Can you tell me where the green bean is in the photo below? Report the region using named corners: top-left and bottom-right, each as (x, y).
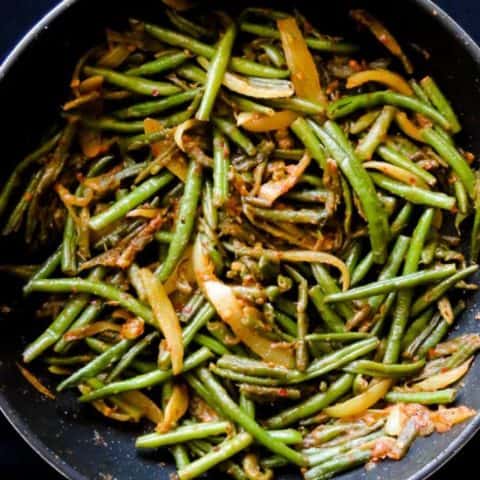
top-left (265, 374), bottom-right (354, 428)
top-left (420, 76), bottom-right (461, 133)
top-left (284, 338), bottom-right (379, 385)
top-left (22, 267), bottom-right (105, 363)
top-left (305, 431), bottom-right (383, 467)
top-left (311, 263), bottom-right (354, 322)
top-left (240, 384), bottom-right (301, 401)
top-left (178, 432), bottom-right (252, 480)
top-left (290, 117), bottom-right (326, 169)
top-left (471, 179), bottom-right (480, 261)
top-left (356, 106), bottom-right (396, 160)
top-left (197, 367), bottom-right (306, 466)
top-left (177, 63), bottom-right (207, 83)
top-left (89, 172), bottom-right (174, 231)
top-left (144, 23), bottom-right (289, 79)
top-left (266, 98), bottom-right (324, 115)
top-left (421, 127), bottom-right (475, 196)
top-left (328, 91), bottom-right (452, 131)
top-left (123, 129), bottom-right (171, 151)
top-left (3, 169), bottom-right (42, 235)
top-left (350, 110), bottom-right (381, 134)
top-left (276, 149), bottom-right (305, 161)
top-left (114, 88), bottom-right (201, 119)
top-left (44, 355), bottom-right (93, 366)
top-left (286, 189), bottom-right (330, 203)
top-left (212, 117), bottom-right (256, 156)
top-left (172, 445), bottom-right (191, 470)
top-left (228, 93), bottom-right (275, 115)
top-left (194, 333), bottom-right (230, 355)
top-left (344, 359), bottom-right (425, 377)
top-left (309, 286), bottom-right (345, 333)
top-left (166, 9), bottom-right (212, 39)
top-left (376, 144), bottom-right (437, 186)
top-left (196, 23), bottom-right (236, 120)
top-left (411, 265), bottom-right (478, 317)
top-left (304, 448), bottom-right (372, 480)
top-left (306, 332), bottom-right (371, 343)
top-left (136, 421), bottom-right (231, 449)
top-left (383, 208), bottom-right (434, 363)
top-left (410, 79), bottom-right (432, 104)
top-left (0, 131), bottom-right (60, 218)
top-left (126, 50), bottom-right (191, 77)
top-left (107, 332), bottom-right (159, 382)
top-left (23, 246), bottom-right (62, 295)
top-left (239, 22), bottom-right (358, 53)
top-left (453, 174), bottom-right (469, 214)
top-left (210, 366), bottom-right (282, 386)
top-left (84, 65), bottom-right (180, 96)
top-left (213, 127), bottom-right (230, 207)
top-left (154, 231), bottom-right (174, 243)
top-left (385, 389), bottom-right (457, 405)
top-left (370, 173), bottom-right (456, 210)
top-left (217, 355), bottom-right (291, 379)
top-left (325, 264), bottom-right (456, 303)
top-left (78, 347), bottom-right (213, 402)
top-left (311, 120), bottom-right (390, 263)
top-left (27, 277), bottom-right (154, 325)
top-left (274, 310), bottom-right (298, 337)
top-left (79, 116), bottom-right (146, 133)
top-left (248, 205), bottom-right (327, 224)
top-left (57, 338), bottom-right (133, 391)
top-left (367, 235), bottom-right (410, 314)
top-left (401, 307), bottom-right (435, 353)
top-left (156, 161), bottom-right (202, 281)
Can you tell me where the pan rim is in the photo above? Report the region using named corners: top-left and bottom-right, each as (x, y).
top-left (1, 0), bottom-right (480, 479)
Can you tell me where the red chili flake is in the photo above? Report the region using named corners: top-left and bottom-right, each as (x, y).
top-left (152, 89), bottom-right (160, 97)
top-left (23, 192), bottom-right (33, 202)
top-left (278, 388), bottom-right (288, 397)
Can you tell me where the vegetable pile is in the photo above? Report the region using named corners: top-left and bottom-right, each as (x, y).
top-left (3, 4), bottom-right (480, 479)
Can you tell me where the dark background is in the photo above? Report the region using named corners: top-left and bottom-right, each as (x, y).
top-left (1, 0), bottom-right (480, 478)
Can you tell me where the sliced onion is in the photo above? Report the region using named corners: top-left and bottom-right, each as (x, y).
top-left (430, 406), bottom-right (476, 433)
top-left (324, 379), bottom-right (392, 418)
top-left (140, 268), bottom-right (184, 375)
top-left (193, 236), bottom-right (295, 368)
top-left (395, 112), bottom-right (425, 142)
top-left (121, 317), bottom-right (145, 339)
top-left (63, 91), bottom-right (101, 111)
top-left (156, 383), bottom-right (189, 432)
top-left (64, 321), bottom-right (122, 342)
top-left (173, 118), bottom-right (204, 152)
top-left (121, 390), bottom-right (164, 424)
top-left (230, 244), bottom-right (350, 290)
top-left (346, 69), bottom-right (413, 95)
top-left (258, 152), bottom-right (311, 205)
top-left (277, 17), bottom-right (326, 105)
top-left (236, 110), bottom-right (298, 132)
top-left (163, 246), bottom-right (195, 295)
top-left (97, 44), bottom-right (133, 69)
top-left (198, 57), bottom-right (294, 99)
top-left (364, 161), bottom-right (429, 189)
top-left (384, 404), bottom-right (408, 436)
top-left (351, 10), bottom-right (413, 74)
top-left (55, 183), bottom-right (93, 207)
top-left (17, 363), bottom-right (55, 400)
top-left (78, 384), bottom-right (132, 422)
top-left (144, 118), bottom-right (188, 181)
top-left (412, 359), bottom-right (472, 392)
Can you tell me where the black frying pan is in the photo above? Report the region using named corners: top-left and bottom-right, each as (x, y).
top-left (1, 1), bottom-right (480, 479)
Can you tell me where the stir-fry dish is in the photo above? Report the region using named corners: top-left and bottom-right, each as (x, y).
top-left (4, 3), bottom-right (480, 479)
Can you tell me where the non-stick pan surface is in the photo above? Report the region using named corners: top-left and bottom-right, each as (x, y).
top-left (1, 1), bottom-right (480, 479)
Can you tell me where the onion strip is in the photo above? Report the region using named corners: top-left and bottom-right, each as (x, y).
top-left (139, 268), bottom-right (184, 374)
top-left (236, 110), bottom-right (298, 132)
top-left (346, 69), bottom-right (413, 95)
top-left (17, 363), bottom-right (55, 400)
top-left (324, 379), bottom-right (392, 418)
top-left (156, 383), bottom-right (189, 432)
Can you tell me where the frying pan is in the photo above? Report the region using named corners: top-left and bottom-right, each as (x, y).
top-left (1, 0), bottom-right (480, 478)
